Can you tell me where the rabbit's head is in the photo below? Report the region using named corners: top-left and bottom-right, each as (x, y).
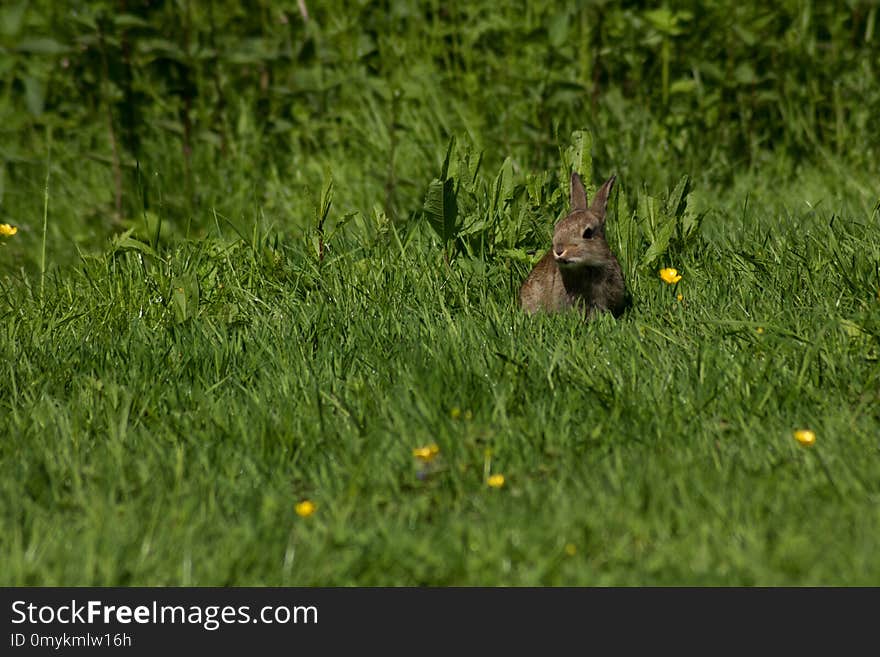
top-left (552, 173), bottom-right (616, 269)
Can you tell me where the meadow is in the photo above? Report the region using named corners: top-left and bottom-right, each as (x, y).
top-left (1, 1), bottom-right (878, 585)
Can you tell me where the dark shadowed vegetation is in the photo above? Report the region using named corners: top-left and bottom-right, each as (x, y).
top-left (1, 1), bottom-right (878, 585)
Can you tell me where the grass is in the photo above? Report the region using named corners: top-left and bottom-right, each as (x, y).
top-left (1, 154), bottom-right (878, 585)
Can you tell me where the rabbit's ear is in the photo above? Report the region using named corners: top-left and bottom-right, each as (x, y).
top-left (570, 172), bottom-right (587, 211)
top-left (589, 175), bottom-right (616, 220)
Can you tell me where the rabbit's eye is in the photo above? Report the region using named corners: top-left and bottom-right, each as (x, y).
top-left (582, 227), bottom-right (594, 239)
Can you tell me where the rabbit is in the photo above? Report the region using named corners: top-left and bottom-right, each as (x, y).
top-left (519, 172), bottom-right (627, 317)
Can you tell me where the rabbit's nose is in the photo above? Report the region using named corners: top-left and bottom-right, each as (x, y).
top-left (554, 247), bottom-right (566, 259)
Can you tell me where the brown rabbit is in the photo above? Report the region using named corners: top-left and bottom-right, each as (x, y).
top-left (519, 172), bottom-right (626, 317)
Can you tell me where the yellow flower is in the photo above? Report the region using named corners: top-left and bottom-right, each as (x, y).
top-left (676, 293), bottom-right (683, 302)
top-left (659, 268), bottom-right (682, 284)
top-left (487, 473), bottom-right (505, 488)
top-left (0, 223), bottom-right (18, 237)
top-left (756, 327), bottom-right (764, 334)
top-left (564, 543), bottom-right (577, 557)
top-left (413, 443), bottom-right (440, 462)
top-left (295, 500), bottom-right (316, 517)
top-left (794, 429), bottom-right (816, 447)
top-left (450, 407), bottom-right (461, 420)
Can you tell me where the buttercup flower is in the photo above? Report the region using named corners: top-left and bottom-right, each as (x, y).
top-left (0, 223), bottom-right (18, 237)
top-left (677, 293), bottom-right (683, 302)
top-left (295, 500), bottom-right (317, 517)
top-left (564, 543), bottom-right (577, 557)
top-left (487, 474), bottom-right (505, 488)
top-left (413, 443), bottom-right (440, 462)
top-left (659, 268), bottom-right (682, 284)
top-left (794, 429), bottom-right (816, 447)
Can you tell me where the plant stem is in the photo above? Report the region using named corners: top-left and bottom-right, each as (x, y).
top-left (97, 20), bottom-right (123, 219)
top-left (41, 128), bottom-right (52, 305)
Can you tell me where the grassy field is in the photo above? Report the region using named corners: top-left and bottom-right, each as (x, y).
top-left (1, 1), bottom-right (879, 585)
top-left (2, 154), bottom-right (878, 585)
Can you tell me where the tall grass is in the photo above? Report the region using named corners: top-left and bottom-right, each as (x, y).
top-left (2, 1), bottom-right (878, 270)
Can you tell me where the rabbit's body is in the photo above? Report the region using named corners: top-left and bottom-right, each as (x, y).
top-left (519, 173), bottom-right (627, 317)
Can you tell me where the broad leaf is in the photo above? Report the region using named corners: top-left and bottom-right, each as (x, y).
top-left (171, 273), bottom-right (199, 323)
top-left (423, 177), bottom-right (458, 244)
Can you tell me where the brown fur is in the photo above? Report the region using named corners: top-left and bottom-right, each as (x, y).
top-left (519, 173), bottom-right (627, 317)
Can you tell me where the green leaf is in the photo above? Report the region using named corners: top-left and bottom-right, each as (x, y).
top-left (136, 38), bottom-right (185, 59)
top-left (669, 78), bottom-right (697, 95)
top-left (23, 75), bottom-right (45, 117)
top-left (498, 247), bottom-right (536, 264)
top-left (16, 38), bottom-right (69, 54)
top-left (666, 174), bottom-right (691, 219)
top-left (458, 218), bottom-right (488, 237)
top-left (681, 200), bottom-right (707, 242)
top-left (171, 273), bottom-right (200, 323)
top-left (423, 177), bottom-right (459, 244)
top-left (637, 193), bottom-right (659, 242)
top-left (564, 130), bottom-right (593, 186)
top-left (0, 2), bottom-right (27, 37)
top-left (644, 8), bottom-right (690, 35)
top-left (733, 63), bottom-right (757, 86)
top-left (423, 138), bottom-right (460, 245)
top-left (547, 12), bottom-right (570, 48)
top-left (113, 14), bottom-right (151, 29)
top-left (611, 184), bottom-right (639, 276)
top-left (316, 178), bottom-right (333, 227)
top-left (491, 156), bottom-right (514, 217)
top-left (439, 136), bottom-right (454, 181)
top-left (641, 216), bottom-right (676, 269)
top-left (109, 229), bottom-right (159, 259)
